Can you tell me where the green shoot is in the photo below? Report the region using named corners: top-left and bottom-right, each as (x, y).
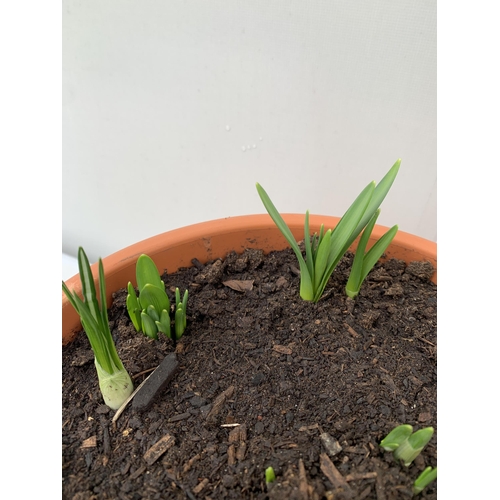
top-left (380, 425), bottom-right (434, 467)
top-left (345, 209), bottom-right (398, 298)
top-left (380, 424), bottom-right (413, 451)
top-left (256, 159), bottom-right (400, 302)
top-left (265, 466), bottom-right (276, 485)
top-left (393, 427), bottom-right (434, 467)
top-left (413, 466), bottom-right (437, 495)
top-left (127, 254), bottom-right (188, 345)
top-left (62, 247), bottom-right (133, 410)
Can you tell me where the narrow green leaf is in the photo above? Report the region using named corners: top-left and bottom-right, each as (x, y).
top-left (313, 229), bottom-right (332, 290)
top-left (98, 258), bottom-right (124, 371)
top-left (413, 466), bottom-right (437, 494)
top-left (175, 287), bottom-right (181, 306)
top-left (62, 281), bottom-right (79, 312)
top-left (256, 183), bottom-right (314, 300)
top-left (67, 291), bottom-right (114, 373)
top-left (314, 182), bottom-right (375, 301)
top-left (136, 254), bottom-right (164, 291)
top-left (78, 247), bottom-right (101, 328)
top-left (298, 260), bottom-right (315, 301)
top-left (141, 312), bottom-right (158, 339)
top-left (256, 183), bottom-right (307, 267)
top-left (126, 283), bottom-right (141, 331)
top-left (346, 159), bottom-right (401, 250)
top-left (182, 290), bottom-right (188, 328)
top-left (360, 224), bottom-right (398, 283)
top-left (345, 209), bottom-right (381, 298)
top-left (146, 304), bottom-right (160, 322)
top-left (304, 211), bottom-right (314, 281)
top-left (156, 309), bottom-right (171, 338)
top-left (313, 225), bottom-right (325, 260)
top-left (175, 306), bottom-right (185, 339)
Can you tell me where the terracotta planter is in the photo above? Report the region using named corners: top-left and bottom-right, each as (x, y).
top-left (62, 214), bottom-right (437, 345)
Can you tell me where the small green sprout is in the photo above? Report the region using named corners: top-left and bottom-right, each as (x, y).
top-left (380, 425), bottom-right (434, 466)
top-left (394, 427), bottom-right (434, 467)
top-left (345, 208), bottom-right (398, 298)
top-left (256, 159), bottom-right (400, 302)
top-left (380, 424), bottom-right (413, 451)
top-left (62, 247), bottom-right (134, 410)
top-left (265, 466), bottom-right (276, 485)
top-left (413, 466), bottom-right (437, 495)
top-left (127, 254), bottom-right (188, 345)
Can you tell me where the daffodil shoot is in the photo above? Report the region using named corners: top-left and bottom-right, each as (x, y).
top-left (62, 247), bottom-right (133, 410)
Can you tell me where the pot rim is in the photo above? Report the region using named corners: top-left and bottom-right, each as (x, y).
top-left (63, 214), bottom-right (436, 344)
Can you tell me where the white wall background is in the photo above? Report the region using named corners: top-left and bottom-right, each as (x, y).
top-left (63, 0), bottom-right (436, 265)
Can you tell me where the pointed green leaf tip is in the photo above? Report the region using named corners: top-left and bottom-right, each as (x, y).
top-left (136, 254), bottom-right (164, 291)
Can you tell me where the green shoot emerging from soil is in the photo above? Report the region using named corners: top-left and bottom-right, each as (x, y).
top-left (413, 466), bottom-right (437, 495)
top-left (127, 254), bottom-right (188, 346)
top-left (256, 159), bottom-right (400, 302)
top-left (62, 247), bottom-right (134, 410)
top-left (265, 466), bottom-right (276, 485)
top-left (380, 425), bottom-right (434, 466)
top-left (345, 208), bottom-right (398, 298)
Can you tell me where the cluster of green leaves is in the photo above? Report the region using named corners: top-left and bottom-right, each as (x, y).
top-left (256, 159), bottom-right (400, 302)
top-left (62, 247), bottom-right (133, 410)
top-left (126, 254), bottom-right (188, 344)
top-left (380, 424), bottom-right (436, 495)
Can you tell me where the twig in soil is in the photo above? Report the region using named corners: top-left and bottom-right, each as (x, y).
top-left (298, 459), bottom-right (310, 499)
top-left (416, 336), bottom-right (436, 347)
top-left (111, 372), bottom-right (153, 429)
top-left (132, 367), bottom-right (156, 379)
top-left (345, 472), bottom-right (377, 482)
top-left (143, 433), bottom-right (175, 465)
top-left (320, 453), bottom-right (353, 497)
top-left (344, 323), bottom-right (361, 338)
top-left (205, 385), bottom-right (235, 423)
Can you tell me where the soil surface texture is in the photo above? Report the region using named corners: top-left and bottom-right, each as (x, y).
top-left (62, 248), bottom-right (437, 500)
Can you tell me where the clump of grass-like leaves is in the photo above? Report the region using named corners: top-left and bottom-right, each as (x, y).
top-left (62, 247), bottom-right (133, 410)
top-left (127, 254), bottom-right (188, 346)
top-left (256, 159), bottom-right (400, 302)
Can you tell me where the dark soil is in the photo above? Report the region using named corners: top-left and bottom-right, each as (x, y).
top-left (62, 248), bottom-right (437, 500)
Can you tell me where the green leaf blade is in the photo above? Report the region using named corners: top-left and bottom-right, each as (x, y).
top-left (380, 424), bottom-right (413, 451)
top-left (360, 224), bottom-right (398, 282)
top-left (139, 284), bottom-right (170, 315)
top-left (136, 254), bottom-right (164, 291)
top-left (347, 158), bottom-right (401, 249)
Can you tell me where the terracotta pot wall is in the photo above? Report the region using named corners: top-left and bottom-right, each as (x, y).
top-left (62, 214), bottom-right (437, 344)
